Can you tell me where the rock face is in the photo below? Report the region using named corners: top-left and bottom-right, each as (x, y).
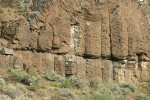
top-left (0, 0), bottom-right (149, 83)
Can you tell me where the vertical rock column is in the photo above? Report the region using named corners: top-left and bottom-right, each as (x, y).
top-left (110, 4), bottom-right (128, 59)
top-left (84, 21), bottom-right (101, 58)
top-left (86, 59), bottom-right (102, 79)
top-left (70, 25), bottom-right (85, 56)
top-left (101, 60), bottom-right (113, 82)
top-left (139, 62), bottom-right (150, 82)
top-left (125, 61), bottom-right (139, 83)
top-left (54, 55), bottom-right (66, 76)
top-left (101, 6), bottom-right (111, 58)
top-left (113, 62), bottom-right (126, 83)
top-left (65, 54), bottom-right (86, 78)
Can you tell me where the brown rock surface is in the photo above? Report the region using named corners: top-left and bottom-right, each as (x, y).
top-left (101, 60), bottom-right (113, 82)
top-left (110, 3), bottom-right (128, 60)
top-left (0, 0), bottom-right (149, 84)
top-left (86, 59), bottom-right (102, 78)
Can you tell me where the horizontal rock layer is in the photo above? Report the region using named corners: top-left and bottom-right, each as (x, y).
top-left (0, 0), bottom-right (149, 83)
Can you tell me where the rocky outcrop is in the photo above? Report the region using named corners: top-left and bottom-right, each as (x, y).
top-left (0, 0), bottom-right (149, 84)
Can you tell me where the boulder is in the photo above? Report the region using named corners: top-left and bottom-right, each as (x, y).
top-left (2, 47), bottom-right (13, 55)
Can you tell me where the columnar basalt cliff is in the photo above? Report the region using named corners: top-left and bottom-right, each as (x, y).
top-left (0, 0), bottom-right (149, 84)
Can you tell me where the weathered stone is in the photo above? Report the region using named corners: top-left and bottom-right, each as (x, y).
top-left (139, 61), bottom-right (149, 71)
top-left (124, 62), bottom-right (139, 83)
top-left (70, 25), bottom-right (85, 56)
top-left (65, 54), bottom-right (77, 76)
top-left (0, 39), bottom-right (9, 47)
top-left (124, 69), bottom-right (133, 83)
top-left (110, 4), bottom-right (128, 59)
top-left (65, 54), bottom-right (86, 78)
top-left (84, 22), bottom-right (101, 58)
top-left (0, 0), bottom-right (149, 85)
top-left (29, 31), bottom-right (38, 49)
top-left (21, 51), bottom-right (33, 68)
top-left (127, 55), bottom-right (138, 61)
top-left (0, 55), bottom-right (14, 76)
top-left (101, 60), bottom-right (113, 82)
top-left (1, 20), bottom-right (19, 40)
top-left (113, 62), bottom-right (126, 83)
top-left (128, 1), bottom-right (150, 59)
top-left (75, 56), bottom-right (86, 78)
top-left (138, 54), bottom-right (150, 61)
top-left (38, 31), bottom-right (53, 51)
top-left (27, 12), bottom-right (45, 30)
top-left (86, 59), bottom-right (102, 79)
top-left (2, 47), bottom-right (13, 55)
top-left (54, 55), bottom-right (65, 76)
top-left (15, 19), bottom-right (30, 49)
top-left (141, 71), bottom-right (149, 82)
top-left (101, 6), bottom-right (111, 58)
top-left (42, 53), bottom-right (55, 72)
top-left (32, 53), bottom-right (43, 71)
top-left (51, 17), bottom-right (71, 54)
top-left (138, 61), bottom-right (150, 82)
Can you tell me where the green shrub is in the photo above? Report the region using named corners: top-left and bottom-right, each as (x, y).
top-left (44, 71), bottom-right (78, 89)
top-left (9, 67), bottom-right (42, 91)
top-left (108, 82), bottom-right (133, 99)
top-left (52, 89), bottom-right (75, 100)
top-left (44, 71), bottom-right (65, 82)
top-left (85, 91), bottom-right (116, 100)
top-left (138, 82), bottom-right (150, 94)
top-left (135, 93), bottom-right (150, 100)
top-left (120, 83), bottom-right (136, 92)
top-left (28, 82), bottom-right (41, 91)
top-left (0, 0), bottom-right (31, 12)
top-left (51, 79), bottom-right (72, 89)
top-left (23, 71), bottom-right (41, 85)
top-left (108, 83), bottom-right (122, 95)
top-left (50, 75), bottom-right (83, 89)
top-left (51, 82), bottom-right (62, 88)
top-left (15, 96), bottom-right (28, 100)
top-left (60, 79), bottom-right (72, 88)
top-left (9, 68), bottom-right (25, 82)
top-left (0, 95), bottom-right (11, 100)
top-left (68, 75), bottom-right (84, 89)
top-left (88, 78), bottom-right (100, 90)
top-left (23, 71), bottom-right (42, 91)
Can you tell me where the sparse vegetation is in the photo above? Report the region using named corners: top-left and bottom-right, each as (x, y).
top-left (88, 77), bottom-right (100, 90)
top-left (44, 72), bottom-right (84, 89)
top-left (0, 66), bottom-right (149, 100)
top-left (44, 71), bottom-right (65, 82)
top-left (8, 67), bottom-right (42, 91)
top-left (138, 82), bottom-right (150, 94)
top-left (24, 71), bottom-right (42, 91)
top-left (0, 0), bottom-right (31, 12)
top-left (9, 68), bottom-right (25, 82)
top-left (68, 75), bottom-right (84, 89)
top-left (0, 95), bottom-right (11, 100)
top-left (85, 81), bottom-right (138, 100)
top-left (135, 93), bottom-right (150, 100)
top-left (85, 91), bottom-right (116, 100)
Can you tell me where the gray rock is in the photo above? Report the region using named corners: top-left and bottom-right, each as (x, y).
top-left (2, 47), bottom-right (13, 55)
top-left (12, 40), bottom-right (19, 44)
